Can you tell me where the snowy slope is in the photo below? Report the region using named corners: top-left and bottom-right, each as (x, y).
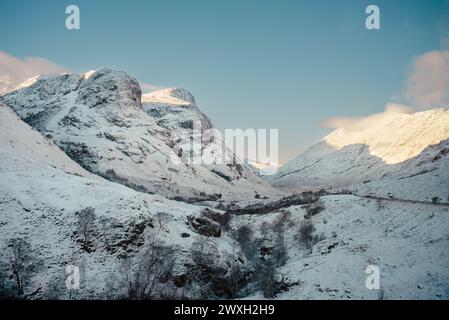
top-left (1, 96), bottom-right (448, 299)
top-left (233, 194), bottom-right (449, 299)
top-left (3, 69), bottom-right (276, 202)
top-left (0, 101), bottom-right (248, 299)
top-left (271, 109), bottom-right (449, 202)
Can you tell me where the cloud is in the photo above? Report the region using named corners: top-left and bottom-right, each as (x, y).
top-left (0, 51), bottom-right (69, 94)
top-left (321, 103), bottom-right (413, 131)
top-left (321, 49), bottom-right (449, 132)
top-left (140, 82), bottom-right (166, 93)
top-left (405, 50), bottom-right (449, 109)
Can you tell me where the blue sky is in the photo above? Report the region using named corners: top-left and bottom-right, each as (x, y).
top-left (1, 0), bottom-right (448, 163)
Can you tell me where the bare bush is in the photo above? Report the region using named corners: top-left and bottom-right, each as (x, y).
top-left (201, 209), bottom-right (232, 231)
top-left (122, 241), bottom-right (176, 300)
top-left (273, 232), bottom-right (287, 268)
top-left (44, 274), bottom-right (66, 300)
top-left (210, 259), bottom-right (246, 299)
top-left (304, 200), bottom-right (325, 219)
top-left (184, 237), bottom-right (218, 298)
top-left (155, 212), bottom-right (172, 232)
top-left (258, 260), bottom-right (277, 298)
top-left (103, 273), bottom-right (120, 300)
top-left (235, 226), bottom-right (257, 260)
top-left (271, 212), bottom-right (290, 268)
top-left (295, 220), bottom-right (316, 253)
top-left (76, 207), bottom-right (96, 250)
top-left (273, 211), bottom-right (292, 230)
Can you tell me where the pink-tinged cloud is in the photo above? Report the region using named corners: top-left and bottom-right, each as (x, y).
top-left (320, 49), bottom-right (449, 131)
top-left (140, 82), bottom-right (166, 93)
top-left (406, 50), bottom-right (449, 109)
top-left (0, 51), bottom-right (69, 94)
top-left (320, 103), bottom-right (413, 131)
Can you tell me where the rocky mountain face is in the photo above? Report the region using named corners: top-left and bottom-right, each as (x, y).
top-left (3, 69), bottom-right (276, 202)
top-left (0, 100), bottom-right (250, 299)
top-left (271, 108), bottom-right (449, 202)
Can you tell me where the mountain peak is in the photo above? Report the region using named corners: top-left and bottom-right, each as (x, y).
top-left (323, 108), bottom-right (449, 164)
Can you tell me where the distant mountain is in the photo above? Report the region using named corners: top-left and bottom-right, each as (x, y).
top-left (271, 108), bottom-right (449, 202)
top-left (3, 68), bottom-right (277, 202)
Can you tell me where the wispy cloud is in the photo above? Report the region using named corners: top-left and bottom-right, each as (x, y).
top-left (140, 82), bottom-right (166, 94)
top-left (321, 46), bottom-right (449, 132)
top-left (0, 51), bottom-right (69, 94)
top-left (321, 103), bottom-right (413, 131)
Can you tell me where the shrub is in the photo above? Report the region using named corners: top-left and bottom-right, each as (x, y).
top-left (76, 207), bottom-right (96, 251)
top-left (201, 209), bottom-right (232, 231)
top-left (155, 212), bottom-right (172, 232)
top-left (304, 200), bottom-right (325, 219)
top-left (295, 220), bottom-right (316, 253)
top-left (122, 241), bottom-right (176, 300)
top-left (235, 226), bottom-right (257, 260)
top-left (431, 197), bottom-right (441, 203)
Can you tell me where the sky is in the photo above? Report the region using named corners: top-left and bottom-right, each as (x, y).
top-left (1, 0), bottom-right (449, 163)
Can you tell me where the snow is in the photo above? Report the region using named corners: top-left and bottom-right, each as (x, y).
top-left (233, 195), bottom-right (449, 299)
top-left (271, 108), bottom-right (449, 202)
top-left (0, 101), bottom-right (246, 298)
top-left (2, 68), bottom-right (449, 300)
top-left (3, 69), bottom-right (279, 202)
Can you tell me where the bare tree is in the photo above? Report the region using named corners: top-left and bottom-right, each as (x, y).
top-left (184, 236), bottom-right (218, 299)
top-left (155, 212), bottom-right (172, 232)
top-left (223, 263), bottom-right (245, 298)
top-left (76, 207), bottom-right (96, 250)
top-left (99, 217), bottom-right (112, 248)
top-left (295, 220), bottom-right (316, 253)
top-left (6, 238), bottom-right (37, 295)
top-left (273, 232), bottom-right (287, 268)
top-left (103, 273), bottom-right (119, 300)
top-left (235, 225), bottom-right (257, 260)
top-left (0, 261), bottom-right (7, 298)
top-left (258, 259), bottom-right (277, 298)
top-left (122, 241), bottom-right (176, 299)
top-left (272, 212), bottom-right (290, 268)
top-left (44, 274), bottom-right (66, 300)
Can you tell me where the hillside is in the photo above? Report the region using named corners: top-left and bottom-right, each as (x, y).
top-left (271, 108), bottom-right (449, 202)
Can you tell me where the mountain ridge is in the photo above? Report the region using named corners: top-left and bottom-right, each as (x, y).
top-left (271, 108), bottom-right (449, 202)
top-left (3, 68), bottom-right (278, 202)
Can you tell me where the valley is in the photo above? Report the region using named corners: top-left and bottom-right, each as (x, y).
top-left (0, 69), bottom-right (448, 300)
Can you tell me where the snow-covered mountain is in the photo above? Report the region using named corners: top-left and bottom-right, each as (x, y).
top-left (2, 70), bottom-right (449, 300)
top-left (271, 109), bottom-right (449, 202)
top-left (3, 69), bottom-right (276, 202)
top-left (0, 100), bottom-right (249, 299)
